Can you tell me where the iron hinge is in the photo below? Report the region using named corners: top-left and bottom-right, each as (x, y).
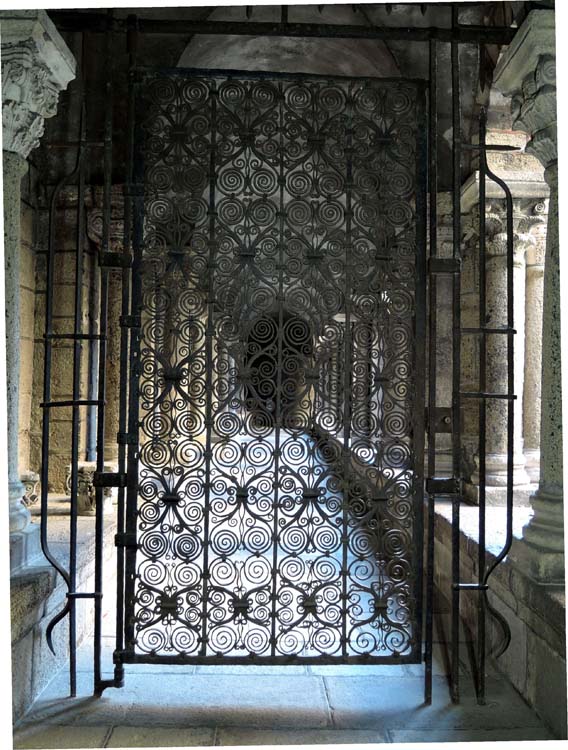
top-left (428, 257), bottom-right (461, 275)
top-left (93, 472), bottom-right (127, 488)
top-left (120, 314), bottom-right (141, 328)
top-left (425, 477), bottom-right (463, 495)
top-left (99, 251), bottom-right (133, 269)
top-left (114, 532), bottom-right (137, 549)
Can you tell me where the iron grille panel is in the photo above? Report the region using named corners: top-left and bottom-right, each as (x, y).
top-left (126, 70), bottom-right (426, 663)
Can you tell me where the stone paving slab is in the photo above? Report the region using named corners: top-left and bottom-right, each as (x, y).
top-left (107, 726), bottom-right (215, 747)
top-left (325, 675), bottom-right (546, 730)
top-left (13, 725), bottom-right (110, 749)
top-left (308, 664), bottom-right (410, 677)
top-left (388, 727), bottom-right (555, 743)
top-left (195, 664), bottom-right (307, 675)
top-left (118, 674), bottom-right (331, 728)
top-left (216, 728), bottom-right (388, 745)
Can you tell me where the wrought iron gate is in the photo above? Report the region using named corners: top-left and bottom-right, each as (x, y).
top-left (38, 7), bottom-right (521, 707)
top-left (120, 70), bottom-right (427, 665)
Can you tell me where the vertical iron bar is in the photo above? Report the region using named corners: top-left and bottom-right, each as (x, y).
top-left (340, 91), bottom-right (353, 659)
top-left (68, 98), bottom-right (87, 699)
top-left (114, 12), bottom-right (137, 687)
top-left (94, 11), bottom-right (113, 695)
top-left (124, 24), bottom-right (143, 655)
top-left (477, 108), bottom-right (487, 705)
top-left (450, 5), bottom-right (462, 704)
top-left (425, 37), bottom-right (438, 706)
top-left (270, 80), bottom-right (285, 657)
top-left (414, 84), bottom-right (427, 691)
top-left (200, 78), bottom-right (217, 657)
top-left (86, 249), bottom-right (100, 462)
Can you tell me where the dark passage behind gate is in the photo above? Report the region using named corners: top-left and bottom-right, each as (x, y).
top-left (122, 70), bottom-right (426, 664)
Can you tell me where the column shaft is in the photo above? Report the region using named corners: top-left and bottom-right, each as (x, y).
top-left (4, 151), bottom-right (30, 532)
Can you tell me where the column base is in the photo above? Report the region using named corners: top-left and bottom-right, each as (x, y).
top-left (10, 522), bottom-right (44, 574)
top-left (523, 448), bottom-right (541, 483)
top-left (464, 481), bottom-right (535, 506)
top-left (9, 479), bottom-right (32, 533)
top-left (508, 537), bottom-right (565, 585)
top-left (509, 483), bottom-right (565, 584)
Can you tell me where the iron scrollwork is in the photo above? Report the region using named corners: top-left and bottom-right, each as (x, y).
top-left (128, 71), bottom-right (424, 662)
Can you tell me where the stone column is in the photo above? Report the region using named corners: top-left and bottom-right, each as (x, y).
top-left (3, 150), bottom-right (30, 534)
top-left (523, 201), bottom-right (548, 482)
top-left (86, 187), bottom-right (124, 464)
top-left (461, 171), bottom-right (548, 505)
top-left (1, 10), bottom-right (75, 569)
top-left (494, 9), bottom-right (563, 582)
top-left (480, 202), bottom-right (531, 492)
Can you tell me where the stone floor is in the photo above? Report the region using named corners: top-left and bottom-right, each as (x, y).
top-left (13, 634), bottom-right (555, 748)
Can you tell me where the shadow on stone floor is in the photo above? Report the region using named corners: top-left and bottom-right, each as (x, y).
top-left (13, 642), bottom-right (554, 748)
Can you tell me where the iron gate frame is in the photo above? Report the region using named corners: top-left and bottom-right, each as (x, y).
top-left (116, 65), bottom-right (428, 671)
top-left (36, 3), bottom-right (520, 708)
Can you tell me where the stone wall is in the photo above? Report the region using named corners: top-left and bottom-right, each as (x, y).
top-left (29, 189), bottom-right (97, 492)
top-left (433, 502), bottom-right (567, 739)
top-left (11, 510), bottom-right (117, 723)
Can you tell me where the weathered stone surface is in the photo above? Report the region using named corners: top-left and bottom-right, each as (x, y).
top-left (527, 630), bottom-right (568, 739)
top-left (14, 725), bottom-right (110, 749)
top-left (217, 728), bottom-right (387, 746)
top-left (325, 674), bottom-right (543, 729)
top-left (107, 727), bottom-right (214, 748)
top-left (10, 567), bottom-right (54, 643)
top-left (11, 630), bottom-right (34, 724)
top-left (389, 727), bottom-right (553, 743)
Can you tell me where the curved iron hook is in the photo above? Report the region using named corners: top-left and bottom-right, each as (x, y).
top-left (484, 590), bottom-right (512, 659)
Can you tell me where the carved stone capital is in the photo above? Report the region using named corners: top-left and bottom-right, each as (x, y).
top-left (1, 10), bottom-right (75, 158)
top-left (493, 10), bottom-right (557, 171)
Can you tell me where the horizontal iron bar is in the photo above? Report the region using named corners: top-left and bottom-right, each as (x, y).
top-left (45, 333), bottom-right (106, 341)
top-left (119, 315), bottom-right (141, 328)
top-left (93, 472), bottom-right (127, 488)
top-left (66, 592), bottom-right (103, 599)
top-left (48, 12), bottom-right (518, 44)
top-left (428, 257), bottom-right (461, 274)
top-left (40, 399), bottom-right (104, 408)
top-left (461, 327), bottom-right (516, 335)
top-left (114, 651), bottom-right (421, 665)
top-left (99, 252), bottom-right (133, 268)
top-left (460, 392), bottom-right (517, 400)
top-left (452, 583), bottom-right (489, 591)
top-left (117, 431), bottom-right (138, 445)
top-left (462, 144), bottom-right (521, 152)
top-left (115, 532), bottom-right (137, 549)
top-left (426, 477), bottom-right (462, 495)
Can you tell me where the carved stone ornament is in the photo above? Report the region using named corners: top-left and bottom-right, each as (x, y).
top-left (493, 10), bottom-right (557, 171)
top-left (20, 470), bottom-right (40, 507)
top-left (1, 10), bottom-right (76, 158)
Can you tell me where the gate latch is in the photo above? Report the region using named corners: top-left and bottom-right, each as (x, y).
top-left (93, 472), bottom-right (127, 488)
top-left (99, 251), bottom-right (133, 269)
top-left (426, 407), bottom-right (453, 433)
top-left (425, 477), bottom-right (463, 496)
top-left (114, 532), bottom-right (137, 549)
